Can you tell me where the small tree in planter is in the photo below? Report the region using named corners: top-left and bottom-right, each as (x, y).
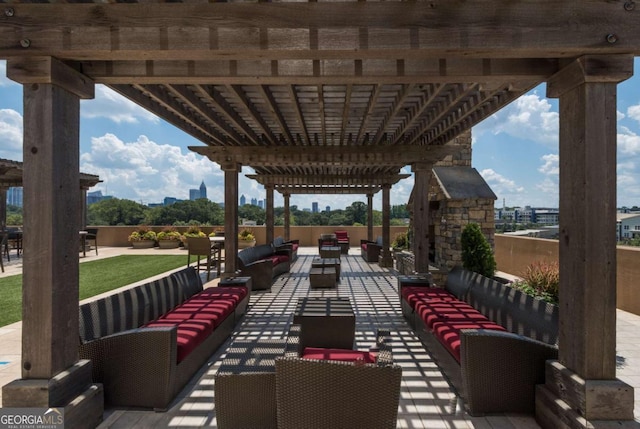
top-left (181, 225), bottom-right (206, 249)
top-left (461, 223), bottom-right (496, 278)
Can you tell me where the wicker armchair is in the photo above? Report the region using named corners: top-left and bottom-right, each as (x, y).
top-left (275, 325), bottom-right (402, 429)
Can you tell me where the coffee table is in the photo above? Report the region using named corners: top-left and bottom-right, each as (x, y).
top-left (311, 257), bottom-right (341, 281)
top-left (309, 266), bottom-right (336, 288)
top-left (319, 246), bottom-right (341, 259)
top-left (292, 297), bottom-right (355, 350)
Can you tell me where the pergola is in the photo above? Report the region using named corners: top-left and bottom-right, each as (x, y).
top-left (1, 1), bottom-right (638, 427)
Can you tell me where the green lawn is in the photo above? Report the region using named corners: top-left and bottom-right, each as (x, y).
top-left (0, 255), bottom-right (189, 327)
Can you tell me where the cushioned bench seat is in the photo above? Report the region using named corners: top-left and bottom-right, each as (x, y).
top-left (301, 347), bottom-right (377, 364)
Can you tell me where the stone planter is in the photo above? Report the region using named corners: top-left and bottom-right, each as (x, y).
top-left (238, 239), bottom-right (256, 249)
top-left (131, 240), bottom-right (155, 249)
top-left (158, 240), bottom-right (180, 249)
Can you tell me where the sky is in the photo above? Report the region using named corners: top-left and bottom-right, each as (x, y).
top-left (1, 58), bottom-right (640, 210)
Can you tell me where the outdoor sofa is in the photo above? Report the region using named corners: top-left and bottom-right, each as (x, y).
top-left (399, 267), bottom-right (559, 415)
top-left (273, 236), bottom-right (299, 262)
top-left (78, 266), bottom-right (249, 410)
top-left (237, 243), bottom-right (291, 291)
top-left (360, 236), bottom-right (383, 262)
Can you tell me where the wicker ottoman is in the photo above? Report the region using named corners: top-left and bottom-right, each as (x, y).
top-left (309, 267), bottom-right (336, 288)
top-left (215, 339), bottom-right (286, 429)
top-left (311, 258), bottom-right (341, 281)
top-left (319, 246), bottom-right (341, 259)
top-left (292, 297), bottom-right (355, 350)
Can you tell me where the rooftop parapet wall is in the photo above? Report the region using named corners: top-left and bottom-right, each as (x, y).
top-left (495, 234), bottom-right (640, 316)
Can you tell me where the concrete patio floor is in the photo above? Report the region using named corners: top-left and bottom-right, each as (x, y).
top-left (1, 246), bottom-right (639, 428)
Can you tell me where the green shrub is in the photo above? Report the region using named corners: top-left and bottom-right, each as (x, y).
top-left (128, 225), bottom-right (157, 242)
top-left (512, 260), bottom-right (559, 304)
top-left (461, 223), bottom-right (496, 278)
top-left (392, 231), bottom-right (409, 250)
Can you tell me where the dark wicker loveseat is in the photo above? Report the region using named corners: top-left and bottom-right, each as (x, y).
top-left (78, 267), bottom-right (249, 410)
top-left (360, 236), bottom-right (383, 262)
top-left (237, 243), bottom-right (291, 290)
top-left (273, 236), bottom-right (299, 262)
top-left (399, 267), bottom-right (559, 415)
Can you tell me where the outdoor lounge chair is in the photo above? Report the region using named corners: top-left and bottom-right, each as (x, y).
top-left (275, 324), bottom-right (402, 429)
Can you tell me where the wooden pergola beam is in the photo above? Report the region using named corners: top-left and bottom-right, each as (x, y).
top-left (246, 173), bottom-right (410, 186)
top-left (190, 144), bottom-right (464, 167)
top-left (2, 2), bottom-right (640, 59)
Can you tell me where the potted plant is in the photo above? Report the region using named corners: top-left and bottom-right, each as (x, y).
top-left (128, 225), bottom-right (157, 249)
top-left (238, 228), bottom-right (256, 249)
top-left (391, 231), bottom-right (410, 261)
top-left (157, 226), bottom-right (181, 249)
top-left (461, 222), bottom-right (496, 278)
top-left (181, 225), bottom-right (206, 249)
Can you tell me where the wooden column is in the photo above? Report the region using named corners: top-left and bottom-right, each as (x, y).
top-left (366, 193), bottom-right (374, 241)
top-left (283, 192), bottom-right (291, 241)
top-left (536, 55), bottom-right (635, 428)
top-left (80, 186), bottom-right (89, 229)
top-left (265, 185), bottom-right (274, 244)
top-left (2, 57), bottom-right (103, 426)
top-left (0, 186), bottom-right (7, 230)
top-left (379, 184), bottom-right (393, 267)
top-left (412, 162), bottom-right (432, 273)
top-left (222, 163), bottom-right (240, 276)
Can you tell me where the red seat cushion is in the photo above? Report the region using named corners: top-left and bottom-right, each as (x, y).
top-left (401, 287), bottom-right (456, 309)
top-left (302, 347), bottom-right (376, 364)
top-left (145, 319), bottom-right (213, 363)
top-left (196, 286), bottom-right (248, 303)
top-left (361, 243), bottom-right (368, 251)
top-left (431, 319), bottom-right (507, 362)
top-left (415, 299), bottom-right (486, 328)
top-left (291, 243), bottom-right (299, 251)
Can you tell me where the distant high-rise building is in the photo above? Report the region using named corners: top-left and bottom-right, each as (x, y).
top-left (189, 180), bottom-right (207, 200)
top-left (250, 197), bottom-right (258, 206)
top-left (312, 202), bottom-right (319, 213)
top-left (325, 206), bottom-right (331, 212)
top-left (7, 187), bottom-right (23, 207)
top-left (87, 190), bottom-right (112, 205)
top-left (164, 197), bottom-right (178, 206)
top-left (258, 200), bottom-right (264, 209)
top-left (240, 194), bottom-right (247, 205)
top-left (199, 181), bottom-right (207, 199)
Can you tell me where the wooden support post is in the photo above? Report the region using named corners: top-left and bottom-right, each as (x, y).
top-left (222, 163), bottom-right (240, 276)
top-left (265, 185), bottom-right (274, 245)
top-left (2, 57), bottom-right (103, 428)
top-left (379, 185), bottom-right (393, 267)
top-left (367, 193), bottom-right (374, 241)
top-left (283, 193), bottom-right (291, 241)
top-left (0, 186), bottom-right (7, 230)
top-left (412, 163), bottom-right (432, 274)
top-left (535, 55), bottom-right (635, 429)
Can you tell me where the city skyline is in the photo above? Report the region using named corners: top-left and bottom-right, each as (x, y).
top-left (2, 59), bottom-right (640, 210)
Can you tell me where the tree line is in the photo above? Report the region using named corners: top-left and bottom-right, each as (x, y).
top-left (83, 198), bottom-right (409, 226)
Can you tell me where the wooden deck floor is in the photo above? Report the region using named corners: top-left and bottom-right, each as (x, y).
top-left (99, 249), bottom-right (543, 429)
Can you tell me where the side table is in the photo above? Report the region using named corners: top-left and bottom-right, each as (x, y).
top-left (311, 257), bottom-right (341, 281)
top-left (319, 246), bottom-right (341, 259)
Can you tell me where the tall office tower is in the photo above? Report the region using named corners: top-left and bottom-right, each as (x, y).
top-left (7, 187), bottom-right (23, 207)
top-left (240, 194), bottom-right (247, 206)
top-left (312, 202), bottom-right (319, 213)
top-left (199, 181), bottom-right (207, 199)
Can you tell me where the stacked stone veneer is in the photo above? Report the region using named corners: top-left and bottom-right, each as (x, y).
top-left (429, 191), bottom-right (496, 272)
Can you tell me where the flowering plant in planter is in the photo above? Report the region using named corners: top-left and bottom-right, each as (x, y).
top-left (157, 226), bottom-right (181, 241)
top-left (180, 225), bottom-right (206, 248)
top-left (128, 225), bottom-right (157, 242)
top-left (238, 228), bottom-right (255, 241)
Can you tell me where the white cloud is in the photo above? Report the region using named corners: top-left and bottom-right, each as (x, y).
top-left (618, 110), bottom-right (626, 121)
top-left (81, 133), bottom-right (224, 204)
top-left (0, 109), bottom-right (23, 160)
top-left (628, 104), bottom-right (640, 123)
top-left (490, 94), bottom-right (559, 148)
top-left (81, 85), bottom-right (160, 124)
top-left (618, 127), bottom-right (640, 155)
top-left (538, 154), bottom-right (559, 176)
top-left (0, 61), bottom-right (10, 87)
top-left (480, 169), bottom-right (524, 193)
